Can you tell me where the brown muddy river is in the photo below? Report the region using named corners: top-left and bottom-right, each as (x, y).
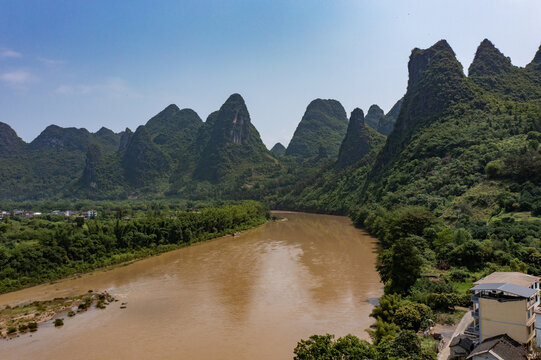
top-left (0, 212), bottom-right (382, 360)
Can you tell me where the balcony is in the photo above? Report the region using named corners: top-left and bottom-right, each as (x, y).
top-left (465, 324), bottom-right (480, 336)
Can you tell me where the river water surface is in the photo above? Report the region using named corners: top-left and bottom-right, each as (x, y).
top-left (0, 212), bottom-right (382, 360)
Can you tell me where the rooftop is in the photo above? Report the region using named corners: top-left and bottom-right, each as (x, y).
top-left (470, 283), bottom-right (537, 299)
top-left (466, 334), bottom-right (528, 360)
top-left (474, 272), bottom-right (539, 288)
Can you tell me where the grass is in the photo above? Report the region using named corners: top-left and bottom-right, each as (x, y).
top-left (452, 281), bottom-right (474, 294)
top-left (420, 336), bottom-right (439, 353)
top-left (436, 308), bottom-right (467, 325)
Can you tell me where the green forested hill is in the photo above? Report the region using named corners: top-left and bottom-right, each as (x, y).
top-left (0, 122), bottom-right (25, 154)
top-left (270, 142), bottom-right (286, 157)
top-left (271, 39), bottom-right (541, 219)
top-left (193, 93), bottom-right (273, 182)
top-left (285, 99), bottom-right (348, 158)
top-left (362, 39), bottom-right (541, 217)
top-left (0, 39), bottom-right (539, 216)
top-left (337, 108), bottom-right (385, 168)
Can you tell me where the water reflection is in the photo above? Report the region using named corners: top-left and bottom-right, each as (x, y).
top-left (0, 212), bottom-right (382, 360)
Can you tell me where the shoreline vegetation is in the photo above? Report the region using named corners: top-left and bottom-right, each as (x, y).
top-left (0, 201), bottom-right (270, 295)
top-left (293, 205), bottom-right (541, 359)
top-left (0, 291), bottom-right (116, 338)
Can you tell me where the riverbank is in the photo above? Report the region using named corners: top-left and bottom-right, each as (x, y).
top-left (0, 212), bottom-right (381, 360)
top-left (0, 201), bottom-right (270, 295)
top-left (1, 291), bottom-right (115, 338)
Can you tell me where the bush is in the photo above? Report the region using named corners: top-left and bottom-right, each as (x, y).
top-left (449, 268), bottom-right (469, 282)
top-left (394, 303), bottom-right (434, 331)
top-left (532, 201), bottom-right (541, 216)
top-left (28, 322), bottom-right (38, 331)
top-left (7, 326), bottom-right (16, 334)
top-left (485, 160), bottom-right (503, 179)
top-left (54, 318), bottom-right (64, 327)
top-left (18, 324), bottom-right (28, 332)
top-left (68, 310), bottom-right (75, 317)
top-left (370, 293), bottom-right (403, 323)
top-left (426, 293), bottom-right (459, 311)
top-left (394, 305), bottom-right (421, 331)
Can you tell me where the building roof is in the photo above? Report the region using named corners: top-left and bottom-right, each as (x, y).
top-left (474, 272), bottom-right (539, 288)
top-left (450, 335), bottom-right (474, 351)
top-left (466, 334), bottom-right (528, 360)
top-left (470, 282), bottom-right (537, 298)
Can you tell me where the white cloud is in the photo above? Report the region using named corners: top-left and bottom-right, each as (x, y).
top-left (55, 77), bottom-right (139, 98)
top-left (0, 70), bottom-right (35, 87)
top-left (37, 57), bottom-right (65, 66)
top-left (0, 49), bottom-right (22, 59)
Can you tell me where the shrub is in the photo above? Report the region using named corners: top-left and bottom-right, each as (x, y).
top-left (426, 293), bottom-right (459, 311)
top-left (485, 160), bottom-right (503, 179)
top-left (394, 305), bottom-right (421, 330)
top-left (54, 318), bottom-right (64, 327)
top-left (28, 322), bottom-right (38, 331)
top-left (532, 201), bottom-right (541, 216)
top-left (394, 303), bottom-right (434, 331)
top-left (18, 324), bottom-right (28, 332)
top-left (7, 326), bottom-right (17, 334)
top-left (370, 293), bottom-right (403, 323)
top-left (449, 268), bottom-right (469, 282)
top-left (68, 310), bottom-right (75, 317)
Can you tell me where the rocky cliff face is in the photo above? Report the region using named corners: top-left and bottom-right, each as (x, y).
top-left (118, 128), bottom-right (133, 152)
top-left (375, 39), bottom-right (470, 171)
top-left (286, 99), bottom-right (348, 158)
top-left (0, 122), bottom-right (26, 155)
top-left (193, 93), bottom-right (270, 182)
top-left (211, 93), bottom-right (253, 146)
top-left (81, 143), bottom-right (102, 188)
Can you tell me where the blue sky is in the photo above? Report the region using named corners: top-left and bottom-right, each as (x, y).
top-left (1, 0), bottom-right (540, 148)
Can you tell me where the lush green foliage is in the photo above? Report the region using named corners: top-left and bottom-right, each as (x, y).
top-left (0, 201), bottom-right (268, 293)
top-left (293, 330), bottom-right (436, 360)
top-left (286, 99), bottom-right (348, 159)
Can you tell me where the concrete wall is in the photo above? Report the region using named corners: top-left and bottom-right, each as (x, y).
top-left (480, 297), bottom-right (533, 343)
top-left (535, 314), bottom-right (541, 347)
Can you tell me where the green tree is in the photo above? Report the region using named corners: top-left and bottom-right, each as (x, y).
top-left (370, 293), bottom-right (403, 323)
top-left (390, 237), bottom-right (424, 294)
top-left (367, 317), bottom-right (400, 345)
top-left (294, 334), bottom-right (336, 360)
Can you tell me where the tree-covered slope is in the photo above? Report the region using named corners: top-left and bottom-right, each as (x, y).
top-left (286, 99), bottom-right (348, 158)
top-left (144, 104), bottom-right (203, 158)
top-left (270, 142), bottom-right (286, 157)
top-left (360, 39), bottom-right (541, 218)
top-left (0, 122), bottom-right (25, 155)
top-left (337, 108), bottom-right (385, 168)
top-left (122, 125), bottom-right (171, 188)
top-left (377, 98), bottom-right (403, 136)
top-left (364, 105), bottom-right (385, 132)
top-left (193, 93), bottom-right (274, 183)
top-left (274, 39), bottom-right (540, 219)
